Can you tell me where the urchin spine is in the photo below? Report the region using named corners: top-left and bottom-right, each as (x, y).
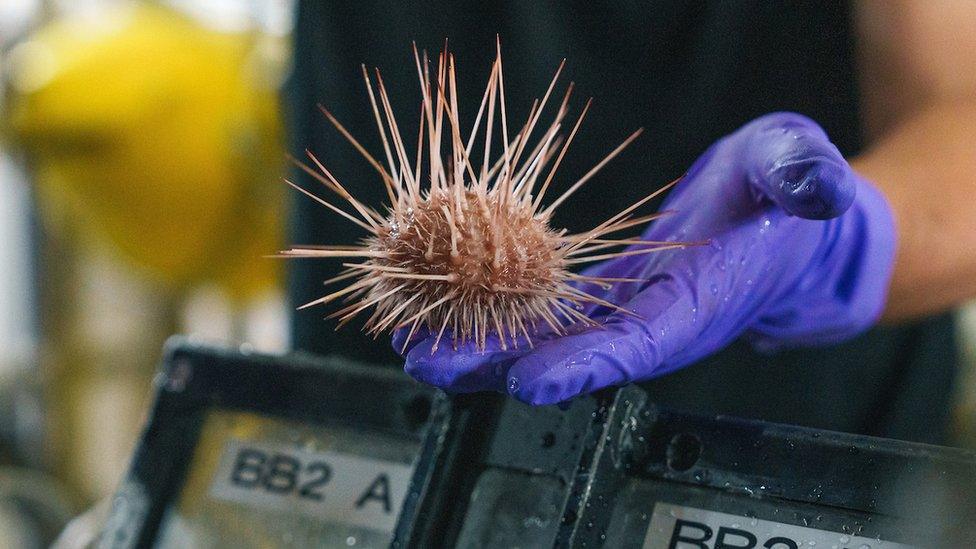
top-left (280, 40), bottom-right (698, 352)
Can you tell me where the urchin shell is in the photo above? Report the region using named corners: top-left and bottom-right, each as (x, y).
top-left (281, 40), bottom-right (695, 352)
top-left (366, 187), bottom-right (563, 349)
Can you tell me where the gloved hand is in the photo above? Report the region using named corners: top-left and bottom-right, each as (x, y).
top-left (394, 112), bottom-right (897, 405)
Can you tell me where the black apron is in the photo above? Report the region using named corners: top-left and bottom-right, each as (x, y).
top-left (285, 1), bottom-right (957, 444)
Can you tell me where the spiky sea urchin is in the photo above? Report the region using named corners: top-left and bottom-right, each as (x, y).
top-left (281, 40), bottom-right (697, 353)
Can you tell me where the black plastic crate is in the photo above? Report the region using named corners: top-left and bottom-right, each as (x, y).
top-left (99, 339), bottom-right (443, 548)
top-left (560, 390), bottom-right (976, 548)
top-left (101, 343), bottom-right (976, 548)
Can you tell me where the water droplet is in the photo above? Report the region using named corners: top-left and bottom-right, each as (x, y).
top-left (710, 283), bottom-right (719, 295)
top-left (346, 536), bottom-right (357, 546)
top-left (508, 377), bottom-right (520, 392)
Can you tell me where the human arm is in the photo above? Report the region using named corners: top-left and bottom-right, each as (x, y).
top-left (854, 0), bottom-right (976, 321)
top-left (394, 1), bottom-right (976, 405)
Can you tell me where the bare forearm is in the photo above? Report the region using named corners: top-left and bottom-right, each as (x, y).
top-left (852, 99), bottom-right (976, 321)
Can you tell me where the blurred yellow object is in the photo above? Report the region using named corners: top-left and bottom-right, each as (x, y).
top-left (4, 4), bottom-right (285, 298)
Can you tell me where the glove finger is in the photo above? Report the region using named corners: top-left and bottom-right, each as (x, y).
top-left (744, 112), bottom-right (855, 220)
top-left (403, 334), bottom-right (529, 393)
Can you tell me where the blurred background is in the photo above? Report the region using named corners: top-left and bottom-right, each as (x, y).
top-left (0, 0), bottom-right (974, 547)
top-left (0, 0), bottom-right (291, 545)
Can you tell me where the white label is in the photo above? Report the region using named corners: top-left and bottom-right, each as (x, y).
top-left (643, 502), bottom-right (914, 549)
top-left (209, 439), bottom-right (414, 534)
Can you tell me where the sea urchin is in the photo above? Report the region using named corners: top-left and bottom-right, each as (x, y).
top-left (281, 40), bottom-right (697, 353)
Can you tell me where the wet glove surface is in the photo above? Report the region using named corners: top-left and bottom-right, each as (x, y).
top-left (394, 112), bottom-right (897, 405)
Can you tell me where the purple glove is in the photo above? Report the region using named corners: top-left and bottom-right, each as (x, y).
top-left (395, 112), bottom-right (897, 405)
